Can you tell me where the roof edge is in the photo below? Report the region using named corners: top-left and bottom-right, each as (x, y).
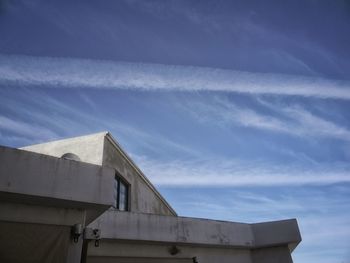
top-left (105, 132), bottom-right (177, 216)
top-left (20, 131), bottom-right (109, 149)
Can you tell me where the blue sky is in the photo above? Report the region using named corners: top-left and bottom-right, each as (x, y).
top-left (1, 0), bottom-right (350, 262)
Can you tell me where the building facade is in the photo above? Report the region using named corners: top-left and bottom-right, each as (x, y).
top-left (0, 132), bottom-right (301, 263)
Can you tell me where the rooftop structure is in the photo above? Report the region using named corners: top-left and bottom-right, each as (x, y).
top-left (0, 132), bottom-right (301, 263)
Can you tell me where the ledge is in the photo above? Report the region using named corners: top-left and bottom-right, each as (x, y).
top-left (89, 211), bottom-right (301, 250)
top-left (0, 146), bottom-right (115, 223)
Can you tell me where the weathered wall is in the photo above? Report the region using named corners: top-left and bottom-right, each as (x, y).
top-left (87, 241), bottom-right (252, 263)
top-left (103, 136), bottom-right (175, 216)
top-left (0, 145), bottom-right (116, 263)
top-left (91, 210), bottom-right (254, 247)
top-left (0, 202), bottom-right (87, 262)
top-left (0, 221), bottom-right (71, 263)
top-left (88, 211), bottom-right (300, 263)
top-left (0, 145), bottom-right (115, 211)
top-left (252, 219), bottom-right (301, 252)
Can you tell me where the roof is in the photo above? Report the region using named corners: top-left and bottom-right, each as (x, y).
top-left (21, 131), bottom-right (177, 216)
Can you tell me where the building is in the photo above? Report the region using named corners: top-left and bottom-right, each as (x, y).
top-left (0, 132), bottom-right (301, 263)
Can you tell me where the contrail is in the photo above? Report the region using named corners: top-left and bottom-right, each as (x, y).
top-left (136, 157), bottom-right (350, 187)
top-left (1, 54), bottom-right (349, 99)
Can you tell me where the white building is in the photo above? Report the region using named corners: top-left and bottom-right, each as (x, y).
top-left (0, 132), bottom-right (301, 263)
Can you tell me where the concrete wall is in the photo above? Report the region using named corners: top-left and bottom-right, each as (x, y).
top-left (90, 211), bottom-right (300, 249)
top-left (87, 234), bottom-right (294, 263)
top-left (252, 219), bottom-right (301, 252)
top-left (0, 146), bottom-right (116, 263)
top-left (0, 145), bottom-right (115, 212)
top-left (88, 211), bottom-right (301, 263)
top-left (0, 221), bottom-right (72, 263)
top-left (87, 241), bottom-right (252, 263)
top-left (0, 204), bottom-right (84, 263)
top-left (251, 246), bottom-right (293, 263)
top-left (21, 132), bottom-right (106, 165)
top-left (91, 210), bottom-right (254, 247)
top-left (21, 132), bottom-right (176, 216)
top-left (103, 135), bottom-right (176, 216)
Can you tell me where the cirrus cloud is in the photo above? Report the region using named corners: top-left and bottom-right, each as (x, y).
top-left (1, 54), bottom-right (350, 99)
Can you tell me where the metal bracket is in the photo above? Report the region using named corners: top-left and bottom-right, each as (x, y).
top-left (84, 228), bottom-right (101, 247)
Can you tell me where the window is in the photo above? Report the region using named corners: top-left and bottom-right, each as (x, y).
top-left (114, 174), bottom-right (129, 211)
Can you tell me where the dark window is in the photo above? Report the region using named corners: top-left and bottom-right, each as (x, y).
top-left (114, 174), bottom-right (129, 211)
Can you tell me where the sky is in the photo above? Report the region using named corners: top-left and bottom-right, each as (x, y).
top-left (0, 0), bottom-right (350, 262)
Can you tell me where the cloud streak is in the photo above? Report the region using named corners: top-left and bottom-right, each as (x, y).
top-left (0, 88), bottom-right (200, 157)
top-left (180, 96), bottom-right (350, 141)
top-left (0, 115), bottom-right (59, 141)
top-left (1, 54), bottom-right (350, 99)
top-left (135, 156), bottom-right (350, 187)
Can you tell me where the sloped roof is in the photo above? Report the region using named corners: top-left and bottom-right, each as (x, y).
top-left (21, 131), bottom-right (177, 216)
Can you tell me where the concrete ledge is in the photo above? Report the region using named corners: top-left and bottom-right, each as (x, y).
top-left (252, 219), bottom-right (301, 251)
top-left (90, 211), bottom-right (301, 251)
top-left (0, 146), bottom-right (115, 207)
top-left (91, 211), bottom-right (254, 247)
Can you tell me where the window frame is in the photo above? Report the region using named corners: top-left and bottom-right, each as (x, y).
top-left (114, 172), bottom-right (130, 211)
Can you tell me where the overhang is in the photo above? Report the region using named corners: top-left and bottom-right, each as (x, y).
top-left (0, 146), bottom-right (115, 224)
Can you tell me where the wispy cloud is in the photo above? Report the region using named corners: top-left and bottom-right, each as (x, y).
top-left (283, 106), bottom-right (350, 140)
top-left (0, 88), bottom-right (199, 157)
top-left (1, 54), bottom-right (350, 99)
top-left (135, 155), bottom-right (350, 187)
top-left (180, 96), bottom-right (350, 141)
top-left (0, 115), bottom-right (59, 141)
